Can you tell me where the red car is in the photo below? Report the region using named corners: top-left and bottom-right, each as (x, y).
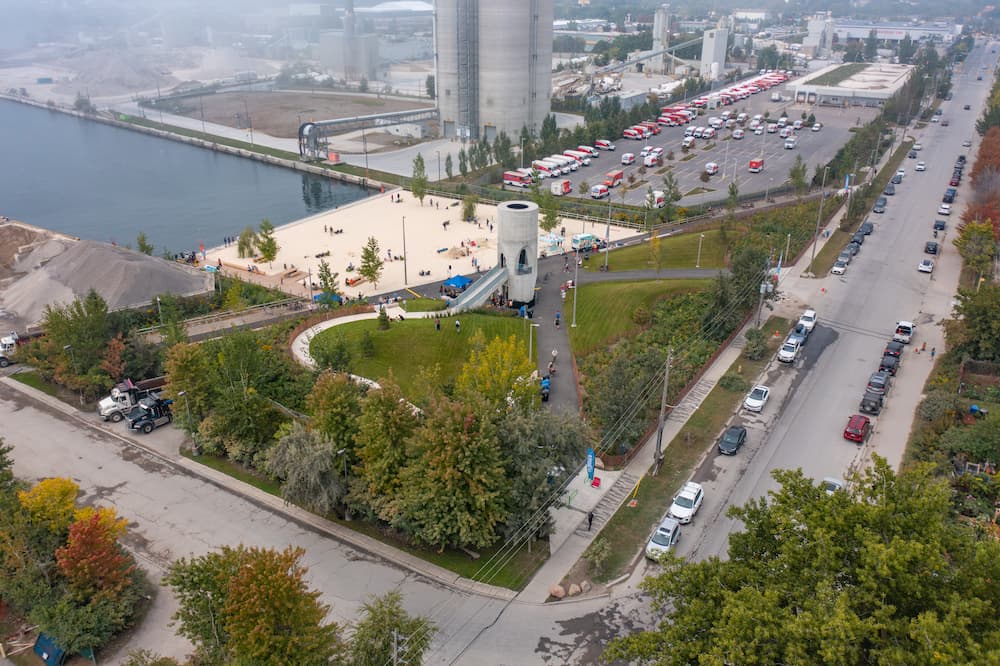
top-left (843, 414), bottom-right (872, 443)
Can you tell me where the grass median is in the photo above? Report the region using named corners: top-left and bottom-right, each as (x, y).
top-left (591, 316), bottom-right (789, 582)
top-left (583, 228), bottom-right (727, 273)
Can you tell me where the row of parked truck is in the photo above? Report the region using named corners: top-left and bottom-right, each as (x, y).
top-left (97, 377), bottom-right (174, 434)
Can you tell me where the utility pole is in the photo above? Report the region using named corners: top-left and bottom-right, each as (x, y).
top-left (810, 166), bottom-right (829, 273)
top-left (401, 216), bottom-right (408, 285)
top-left (652, 348), bottom-right (672, 475)
top-left (571, 248), bottom-right (579, 327)
top-left (604, 196), bottom-right (612, 271)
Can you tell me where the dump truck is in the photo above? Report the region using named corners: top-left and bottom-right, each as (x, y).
top-left (98, 378), bottom-right (165, 422)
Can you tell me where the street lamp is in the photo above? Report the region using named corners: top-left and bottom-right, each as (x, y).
top-left (696, 233), bottom-right (705, 268)
top-left (435, 150), bottom-right (441, 181)
top-left (156, 296), bottom-right (164, 327)
top-left (336, 448), bottom-right (350, 521)
top-left (401, 216), bottom-right (408, 285)
top-left (177, 390), bottom-right (198, 455)
top-left (528, 323), bottom-right (540, 365)
top-left (63, 344), bottom-right (77, 373)
top-left (520, 137), bottom-right (526, 169)
top-left (571, 249), bottom-right (579, 328)
top-left (765, 177), bottom-right (774, 202)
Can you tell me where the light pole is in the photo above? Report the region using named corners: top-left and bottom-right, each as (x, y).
top-left (765, 177), bottom-right (774, 202)
top-left (177, 390), bottom-right (198, 455)
top-left (336, 448), bottom-right (350, 520)
top-left (528, 323), bottom-right (540, 366)
top-left (63, 344), bottom-right (77, 373)
top-left (571, 249), bottom-right (579, 328)
top-left (784, 232), bottom-right (791, 263)
top-left (810, 166), bottom-right (829, 273)
top-left (604, 196), bottom-right (612, 271)
top-left (520, 137), bottom-right (526, 169)
top-left (156, 296), bottom-right (164, 327)
top-left (401, 216), bottom-right (408, 285)
top-left (436, 151), bottom-right (441, 181)
top-left (696, 233), bottom-right (705, 267)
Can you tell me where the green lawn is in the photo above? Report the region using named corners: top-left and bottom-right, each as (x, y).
top-left (402, 297), bottom-right (447, 312)
top-left (567, 279), bottom-right (712, 355)
top-left (9, 370), bottom-right (60, 397)
top-left (808, 63), bottom-right (868, 87)
top-left (585, 228), bottom-right (728, 273)
top-left (593, 316), bottom-right (789, 581)
top-left (310, 313), bottom-right (526, 395)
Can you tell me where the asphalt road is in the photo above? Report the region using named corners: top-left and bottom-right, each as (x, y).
top-left (638, 39), bottom-right (1000, 569)
top-left (558, 77), bottom-right (878, 208)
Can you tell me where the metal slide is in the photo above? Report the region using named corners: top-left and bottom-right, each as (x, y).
top-left (447, 265), bottom-right (507, 311)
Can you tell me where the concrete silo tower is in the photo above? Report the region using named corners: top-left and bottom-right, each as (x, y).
top-left (435, 1), bottom-right (554, 141)
top-left (496, 201), bottom-right (539, 305)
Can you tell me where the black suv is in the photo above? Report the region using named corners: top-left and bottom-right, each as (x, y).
top-left (883, 341), bottom-right (905, 358)
top-left (933, 219), bottom-right (946, 231)
top-left (925, 241), bottom-right (939, 255)
top-left (860, 391), bottom-right (885, 415)
top-left (868, 371), bottom-right (892, 395)
top-left (860, 220), bottom-right (874, 235)
top-left (879, 354), bottom-right (900, 376)
top-left (873, 197), bottom-right (888, 213)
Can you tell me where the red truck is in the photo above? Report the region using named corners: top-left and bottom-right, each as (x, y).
top-left (749, 158), bottom-right (764, 173)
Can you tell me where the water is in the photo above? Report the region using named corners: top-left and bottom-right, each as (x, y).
top-left (0, 100), bottom-right (368, 254)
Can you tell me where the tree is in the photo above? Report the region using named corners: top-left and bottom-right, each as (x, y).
top-left (164, 343), bottom-right (215, 427)
top-left (18, 477), bottom-right (80, 534)
top-left (462, 194), bottom-right (479, 221)
top-left (865, 29), bottom-right (879, 61)
top-left (492, 131), bottom-right (514, 168)
top-left (100, 334), bottom-right (126, 383)
top-left (953, 220), bottom-right (996, 284)
top-left (898, 33), bottom-right (916, 63)
top-left (411, 153), bottom-right (428, 204)
top-left (661, 172), bottom-right (681, 224)
top-left (33, 289), bottom-right (112, 393)
top-left (394, 397), bottom-right (508, 550)
top-left (311, 332), bottom-right (352, 372)
top-left (315, 259), bottom-right (341, 307)
top-left (166, 545), bottom-right (344, 665)
top-left (136, 232), bottom-right (154, 255)
top-left (954, 284), bottom-right (1000, 361)
top-left (458, 147), bottom-right (469, 177)
top-left (358, 77), bottom-right (368, 93)
top-left (266, 422), bottom-right (346, 514)
top-left (605, 458), bottom-right (1000, 665)
top-left (255, 219), bottom-right (279, 265)
top-left (237, 225), bottom-right (257, 258)
top-left (425, 74), bottom-right (435, 99)
top-left (789, 154), bottom-right (808, 198)
top-left (0, 438), bottom-right (14, 496)
top-left (455, 333), bottom-right (537, 411)
top-left (56, 510), bottom-right (133, 601)
top-left (444, 153), bottom-right (454, 179)
top-left (359, 236), bottom-right (384, 288)
top-left (727, 180), bottom-right (739, 211)
top-left (578, 179), bottom-right (590, 195)
top-left (347, 591), bottom-right (435, 666)
top-left (352, 377), bottom-right (420, 519)
top-left (539, 190), bottom-right (561, 232)
top-left (729, 245), bottom-right (768, 311)
top-left (307, 371), bottom-right (363, 452)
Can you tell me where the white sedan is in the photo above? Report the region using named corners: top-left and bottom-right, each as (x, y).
top-left (831, 260), bottom-right (847, 275)
top-left (918, 258), bottom-right (935, 273)
top-left (915, 161), bottom-right (927, 171)
top-left (668, 481), bottom-right (705, 524)
top-left (938, 203), bottom-right (952, 215)
top-left (743, 385), bottom-right (771, 412)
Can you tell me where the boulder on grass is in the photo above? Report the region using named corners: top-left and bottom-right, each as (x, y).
top-left (549, 584), bottom-right (566, 599)
top-left (568, 583), bottom-right (581, 597)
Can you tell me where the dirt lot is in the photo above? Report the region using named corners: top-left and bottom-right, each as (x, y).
top-left (165, 90), bottom-right (433, 138)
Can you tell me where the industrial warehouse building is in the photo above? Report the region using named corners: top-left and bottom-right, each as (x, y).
top-left (789, 63), bottom-right (914, 107)
top-left (435, 1), bottom-right (554, 141)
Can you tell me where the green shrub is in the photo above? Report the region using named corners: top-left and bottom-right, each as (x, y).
top-left (742, 328), bottom-right (768, 361)
top-left (719, 371), bottom-right (749, 393)
top-left (584, 537), bottom-right (612, 577)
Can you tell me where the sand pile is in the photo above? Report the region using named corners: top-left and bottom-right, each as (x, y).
top-left (1, 238), bottom-right (214, 329)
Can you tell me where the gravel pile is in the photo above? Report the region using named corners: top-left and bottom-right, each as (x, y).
top-left (1, 238), bottom-right (214, 329)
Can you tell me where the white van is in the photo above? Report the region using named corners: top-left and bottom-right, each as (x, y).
top-left (682, 136), bottom-right (696, 149)
top-left (590, 184), bottom-right (609, 199)
top-left (893, 321), bottom-right (915, 344)
top-left (595, 139), bottom-right (616, 151)
top-left (779, 127), bottom-right (792, 139)
top-left (621, 152), bottom-right (636, 165)
top-left (733, 128), bottom-right (745, 139)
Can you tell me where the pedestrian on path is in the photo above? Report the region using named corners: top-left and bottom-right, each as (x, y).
top-left (587, 511), bottom-right (594, 531)
top-left (435, 317), bottom-right (441, 332)
top-left (931, 347), bottom-right (936, 360)
top-left (555, 312), bottom-right (561, 328)
top-left (551, 349), bottom-right (558, 364)
top-left (455, 319), bottom-right (461, 334)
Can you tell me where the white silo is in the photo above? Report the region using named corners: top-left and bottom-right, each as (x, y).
top-left (496, 201), bottom-right (539, 305)
top-left (435, 1), bottom-right (553, 141)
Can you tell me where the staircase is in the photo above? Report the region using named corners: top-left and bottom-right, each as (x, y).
top-left (448, 265), bottom-right (507, 311)
top-left (573, 472), bottom-right (640, 537)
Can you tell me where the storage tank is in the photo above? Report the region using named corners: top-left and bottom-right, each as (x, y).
top-left (435, 1), bottom-right (553, 141)
top-left (497, 201), bottom-right (539, 304)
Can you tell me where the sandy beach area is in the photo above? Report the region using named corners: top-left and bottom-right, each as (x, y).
top-left (206, 189), bottom-right (635, 300)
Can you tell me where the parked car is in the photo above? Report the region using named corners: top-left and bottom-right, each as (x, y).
top-left (884, 183), bottom-right (896, 195)
top-left (907, 150), bottom-right (917, 159)
top-left (787, 323), bottom-right (809, 347)
top-left (843, 414), bottom-right (872, 444)
top-left (890, 174), bottom-right (902, 185)
top-left (883, 340), bottom-right (905, 358)
top-left (669, 481), bottom-right (705, 524)
top-left (821, 478), bottom-right (846, 494)
top-left (867, 371), bottom-right (892, 396)
top-left (913, 143), bottom-right (923, 151)
top-left (860, 220), bottom-right (874, 235)
top-left (925, 241), bottom-right (939, 255)
top-left (873, 197), bottom-right (888, 213)
top-left (846, 242), bottom-right (861, 256)
top-left (938, 203), bottom-right (952, 216)
top-left (717, 425), bottom-right (747, 455)
top-left (645, 517), bottom-right (681, 559)
top-left (933, 219), bottom-right (946, 231)
top-left (778, 339), bottom-right (801, 363)
top-left (918, 258), bottom-right (935, 273)
top-left (859, 391), bottom-right (885, 416)
top-left (743, 385), bottom-right (770, 412)
top-left (851, 232), bottom-right (865, 246)
top-left (964, 104), bottom-right (972, 110)
top-left (837, 251), bottom-right (852, 266)
top-left (798, 309), bottom-right (818, 332)
top-left (879, 354), bottom-right (900, 376)
top-left (831, 260), bottom-right (848, 275)
top-left (915, 161), bottom-right (927, 171)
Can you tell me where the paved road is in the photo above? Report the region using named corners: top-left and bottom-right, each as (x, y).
top-left (667, 39), bottom-right (999, 566)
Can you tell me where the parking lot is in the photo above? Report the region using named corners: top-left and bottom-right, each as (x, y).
top-left (559, 79), bottom-right (880, 208)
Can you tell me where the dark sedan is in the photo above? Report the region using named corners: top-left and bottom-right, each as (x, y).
top-left (718, 425), bottom-right (748, 455)
top-left (884, 340), bottom-right (905, 358)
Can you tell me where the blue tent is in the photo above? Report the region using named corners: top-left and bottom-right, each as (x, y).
top-left (312, 292), bottom-right (343, 303)
top-left (443, 275), bottom-right (473, 289)
top-left (34, 633), bottom-right (68, 666)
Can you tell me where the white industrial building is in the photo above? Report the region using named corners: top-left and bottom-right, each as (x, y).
top-left (804, 12), bottom-right (835, 58)
top-left (435, 1), bottom-right (554, 141)
top-left (831, 20), bottom-right (961, 43)
top-left (700, 28), bottom-right (728, 79)
top-left (318, 0), bottom-right (379, 81)
top-left (650, 4), bottom-right (671, 74)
